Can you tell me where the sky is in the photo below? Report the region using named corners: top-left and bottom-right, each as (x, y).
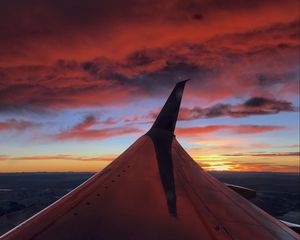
top-left (0, 0), bottom-right (299, 172)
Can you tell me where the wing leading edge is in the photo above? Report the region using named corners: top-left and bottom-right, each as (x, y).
top-left (1, 81), bottom-right (299, 240)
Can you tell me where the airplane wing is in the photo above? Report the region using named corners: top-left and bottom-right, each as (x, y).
top-left (1, 80), bottom-right (299, 240)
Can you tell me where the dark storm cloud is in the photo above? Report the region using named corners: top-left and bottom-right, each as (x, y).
top-left (178, 97), bottom-right (297, 120)
top-left (256, 72), bottom-right (298, 87)
top-left (243, 97), bottom-right (293, 109)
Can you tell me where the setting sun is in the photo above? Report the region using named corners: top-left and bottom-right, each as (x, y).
top-left (209, 165), bottom-right (231, 171)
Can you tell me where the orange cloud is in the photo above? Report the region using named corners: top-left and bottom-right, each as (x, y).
top-left (0, 154), bottom-right (115, 162)
top-left (0, 154), bottom-right (114, 172)
top-left (222, 152), bottom-right (299, 157)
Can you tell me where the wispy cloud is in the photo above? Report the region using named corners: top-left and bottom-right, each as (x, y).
top-left (178, 97), bottom-right (297, 120)
top-left (221, 152), bottom-right (299, 157)
top-left (0, 119), bottom-right (38, 131)
top-left (0, 154), bottom-right (115, 162)
top-left (176, 124), bottom-right (287, 137)
top-left (54, 115), bottom-right (142, 141)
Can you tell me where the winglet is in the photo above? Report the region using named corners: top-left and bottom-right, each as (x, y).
top-left (146, 79), bottom-right (189, 217)
top-left (149, 79), bottom-right (189, 133)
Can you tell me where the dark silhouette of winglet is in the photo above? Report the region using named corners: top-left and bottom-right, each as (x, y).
top-left (149, 79), bottom-right (190, 133)
top-left (146, 79), bottom-right (189, 217)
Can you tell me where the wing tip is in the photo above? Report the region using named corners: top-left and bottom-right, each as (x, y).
top-left (148, 79), bottom-right (189, 133)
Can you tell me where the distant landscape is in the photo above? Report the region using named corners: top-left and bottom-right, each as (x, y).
top-left (0, 172), bottom-right (299, 235)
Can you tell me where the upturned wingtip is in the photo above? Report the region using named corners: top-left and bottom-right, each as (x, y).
top-left (148, 79), bottom-right (189, 133)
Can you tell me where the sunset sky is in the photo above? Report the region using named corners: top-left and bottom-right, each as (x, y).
top-left (0, 0), bottom-right (299, 172)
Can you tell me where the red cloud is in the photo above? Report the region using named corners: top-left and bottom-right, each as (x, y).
top-left (0, 119), bottom-right (37, 131)
top-left (54, 115), bottom-right (142, 141)
top-left (56, 127), bottom-right (141, 141)
top-left (0, 1), bottom-right (298, 114)
top-left (72, 115), bottom-right (97, 131)
top-left (0, 0), bottom-right (298, 66)
top-left (176, 125), bottom-right (286, 136)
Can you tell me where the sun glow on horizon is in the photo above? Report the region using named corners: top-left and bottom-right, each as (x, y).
top-left (193, 153), bottom-right (299, 173)
top-left (0, 151), bottom-right (299, 173)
